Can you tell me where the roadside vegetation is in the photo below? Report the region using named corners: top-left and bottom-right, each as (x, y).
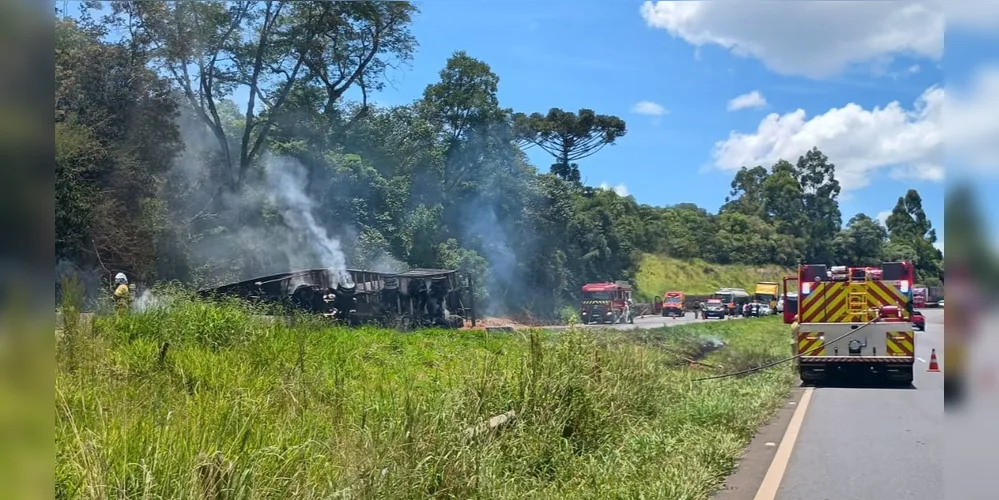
top-left (57, 293), bottom-right (794, 499)
top-left (633, 254), bottom-right (793, 300)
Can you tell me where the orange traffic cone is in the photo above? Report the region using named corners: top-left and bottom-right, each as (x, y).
top-left (927, 349), bottom-right (941, 372)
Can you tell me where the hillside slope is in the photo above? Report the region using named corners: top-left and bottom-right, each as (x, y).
top-left (634, 254), bottom-right (794, 301)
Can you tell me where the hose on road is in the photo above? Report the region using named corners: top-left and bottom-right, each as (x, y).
top-left (692, 316), bottom-right (883, 382)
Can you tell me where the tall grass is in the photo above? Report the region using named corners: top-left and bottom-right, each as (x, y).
top-left (634, 254), bottom-right (794, 301)
top-left (58, 274), bottom-right (85, 371)
top-left (56, 294), bottom-right (794, 499)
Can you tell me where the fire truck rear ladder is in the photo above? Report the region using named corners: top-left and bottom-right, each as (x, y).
top-left (847, 284), bottom-right (870, 322)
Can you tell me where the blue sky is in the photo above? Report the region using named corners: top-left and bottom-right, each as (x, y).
top-left (945, 22), bottom-right (999, 251)
top-left (369, 0), bottom-right (951, 244)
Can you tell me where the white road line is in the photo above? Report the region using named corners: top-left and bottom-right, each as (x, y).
top-left (917, 357), bottom-right (926, 363)
top-left (753, 387), bottom-right (814, 500)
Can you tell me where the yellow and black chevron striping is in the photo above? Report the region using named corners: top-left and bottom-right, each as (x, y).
top-left (798, 281), bottom-right (909, 323)
top-left (797, 331), bottom-right (825, 356)
top-left (581, 300), bottom-right (612, 305)
top-left (885, 331), bottom-right (914, 357)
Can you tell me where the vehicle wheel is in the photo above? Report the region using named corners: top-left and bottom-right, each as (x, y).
top-left (894, 368), bottom-right (914, 385)
top-left (662, 310), bottom-right (668, 317)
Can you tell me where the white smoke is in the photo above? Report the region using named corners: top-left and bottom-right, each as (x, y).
top-left (263, 155), bottom-right (351, 284)
top-left (133, 288), bottom-right (169, 312)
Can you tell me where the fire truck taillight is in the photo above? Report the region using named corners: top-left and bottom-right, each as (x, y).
top-left (802, 283), bottom-right (811, 295)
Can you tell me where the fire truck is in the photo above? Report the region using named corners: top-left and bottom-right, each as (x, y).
top-left (580, 281), bottom-right (634, 325)
top-left (792, 261), bottom-right (916, 385)
top-left (659, 291), bottom-right (686, 317)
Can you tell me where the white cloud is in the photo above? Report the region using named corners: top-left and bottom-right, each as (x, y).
top-left (946, 65), bottom-right (999, 176)
top-left (727, 90), bottom-right (767, 111)
top-left (599, 182), bottom-right (630, 196)
top-left (639, 1), bottom-right (943, 79)
top-left (908, 64), bottom-right (921, 74)
top-left (710, 86), bottom-right (943, 192)
top-left (631, 100), bottom-right (667, 116)
top-left (948, 0), bottom-right (999, 31)
top-left (876, 211), bottom-right (892, 226)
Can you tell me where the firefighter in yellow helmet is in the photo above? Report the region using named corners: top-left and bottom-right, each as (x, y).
top-left (112, 272), bottom-right (132, 314)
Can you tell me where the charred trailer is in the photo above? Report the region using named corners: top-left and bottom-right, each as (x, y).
top-left (197, 267), bottom-right (475, 330)
top-left (392, 269), bottom-right (470, 329)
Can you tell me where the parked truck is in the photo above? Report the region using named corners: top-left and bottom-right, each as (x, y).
top-left (580, 281), bottom-right (634, 324)
top-left (659, 291), bottom-right (686, 317)
top-left (712, 288), bottom-right (750, 317)
top-left (754, 281), bottom-right (780, 314)
top-left (927, 285), bottom-right (944, 307)
top-left (792, 261), bottom-right (916, 385)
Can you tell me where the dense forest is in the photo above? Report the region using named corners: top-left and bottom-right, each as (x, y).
top-left (54, 2), bottom-right (944, 316)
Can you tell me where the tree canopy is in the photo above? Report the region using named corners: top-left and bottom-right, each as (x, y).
top-left (55, 3), bottom-right (945, 316)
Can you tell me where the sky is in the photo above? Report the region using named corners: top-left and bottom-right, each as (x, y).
top-left (72, 1), bottom-right (999, 253)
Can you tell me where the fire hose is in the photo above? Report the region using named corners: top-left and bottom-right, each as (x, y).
top-left (692, 316), bottom-right (884, 382)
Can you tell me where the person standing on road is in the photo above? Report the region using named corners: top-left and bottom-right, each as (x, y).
top-left (112, 272), bottom-right (132, 314)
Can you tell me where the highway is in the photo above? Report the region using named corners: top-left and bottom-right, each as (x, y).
top-left (716, 308), bottom-right (944, 500)
top-left (575, 310), bottom-right (750, 330)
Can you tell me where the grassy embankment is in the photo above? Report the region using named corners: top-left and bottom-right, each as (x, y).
top-left (634, 254), bottom-right (794, 302)
top-left (56, 290), bottom-right (795, 499)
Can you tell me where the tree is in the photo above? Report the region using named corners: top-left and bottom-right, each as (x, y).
top-left (513, 108), bottom-right (626, 184)
top-left (55, 17), bottom-right (181, 278)
top-left (722, 165), bottom-right (769, 218)
top-left (104, 0), bottom-right (417, 190)
top-left (794, 148), bottom-right (842, 263)
top-left (885, 189), bottom-right (942, 282)
top-left (832, 214), bottom-right (887, 266)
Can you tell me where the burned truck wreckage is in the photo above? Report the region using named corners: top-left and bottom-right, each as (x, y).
top-left (198, 268), bottom-right (476, 329)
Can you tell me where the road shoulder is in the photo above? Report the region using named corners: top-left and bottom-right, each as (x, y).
top-left (712, 385), bottom-right (805, 500)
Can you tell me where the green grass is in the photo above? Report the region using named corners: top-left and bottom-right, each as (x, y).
top-left (634, 254), bottom-right (794, 301)
top-left (56, 293), bottom-right (795, 500)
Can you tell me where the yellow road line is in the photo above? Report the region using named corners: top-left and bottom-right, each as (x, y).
top-left (753, 387), bottom-right (814, 500)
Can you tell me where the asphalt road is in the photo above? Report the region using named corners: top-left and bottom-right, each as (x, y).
top-left (766, 308), bottom-right (944, 500)
top-left (570, 310), bottom-right (756, 330)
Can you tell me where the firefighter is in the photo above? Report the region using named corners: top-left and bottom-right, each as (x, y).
top-left (112, 272), bottom-right (132, 314)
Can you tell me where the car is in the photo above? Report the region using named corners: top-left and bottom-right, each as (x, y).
top-left (911, 310), bottom-right (925, 331)
top-left (702, 299), bottom-right (726, 319)
top-left (776, 297), bottom-right (784, 313)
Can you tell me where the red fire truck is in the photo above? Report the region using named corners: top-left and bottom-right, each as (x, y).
top-left (580, 281), bottom-right (634, 325)
top-left (792, 261), bottom-right (916, 384)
